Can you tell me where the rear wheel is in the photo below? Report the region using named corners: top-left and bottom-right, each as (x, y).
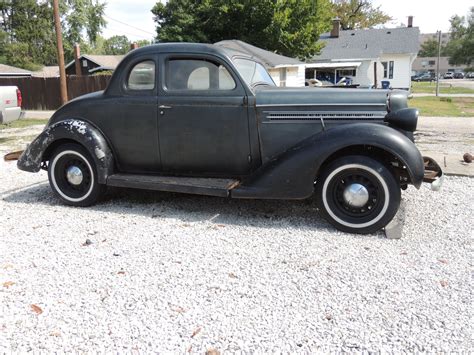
top-left (316, 155), bottom-right (400, 234)
top-left (48, 143), bottom-right (105, 207)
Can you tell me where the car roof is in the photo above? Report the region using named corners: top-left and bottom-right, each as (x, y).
top-left (130, 42), bottom-right (254, 62)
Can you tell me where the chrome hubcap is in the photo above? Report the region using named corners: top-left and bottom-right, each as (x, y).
top-left (343, 183), bottom-right (369, 208)
top-left (66, 166), bottom-right (83, 186)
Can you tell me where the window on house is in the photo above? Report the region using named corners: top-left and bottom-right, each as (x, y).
top-left (166, 59), bottom-right (236, 91)
top-left (382, 62), bottom-right (388, 78)
top-left (428, 60), bottom-right (435, 65)
top-left (337, 69), bottom-right (356, 77)
top-left (127, 60), bottom-right (155, 90)
top-left (389, 61), bottom-right (394, 79)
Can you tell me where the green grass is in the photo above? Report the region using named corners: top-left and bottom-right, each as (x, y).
top-left (0, 118), bottom-right (48, 130)
top-left (409, 97), bottom-right (474, 117)
top-left (411, 81), bottom-right (474, 95)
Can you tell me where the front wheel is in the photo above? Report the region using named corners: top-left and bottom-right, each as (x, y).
top-left (48, 143), bottom-right (106, 207)
top-left (316, 155), bottom-right (401, 234)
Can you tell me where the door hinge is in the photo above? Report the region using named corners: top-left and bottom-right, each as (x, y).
top-left (243, 96), bottom-right (248, 106)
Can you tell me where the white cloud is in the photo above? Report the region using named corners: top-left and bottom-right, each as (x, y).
top-left (373, 0), bottom-right (472, 33)
top-left (101, 0), bottom-right (473, 41)
top-left (102, 0), bottom-right (158, 41)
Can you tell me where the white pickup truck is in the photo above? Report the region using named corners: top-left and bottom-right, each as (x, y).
top-left (0, 86), bottom-right (23, 124)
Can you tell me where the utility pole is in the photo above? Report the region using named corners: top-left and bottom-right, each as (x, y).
top-left (435, 30), bottom-right (441, 97)
top-left (53, 0), bottom-right (68, 104)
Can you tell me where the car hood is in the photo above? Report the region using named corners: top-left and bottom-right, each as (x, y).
top-left (255, 86), bottom-right (389, 111)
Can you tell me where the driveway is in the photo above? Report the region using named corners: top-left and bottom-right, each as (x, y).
top-left (416, 116), bottom-right (474, 176)
top-left (0, 120), bottom-right (472, 352)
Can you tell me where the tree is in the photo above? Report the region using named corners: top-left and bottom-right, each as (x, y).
top-left (445, 7), bottom-right (473, 66)
top-left (152, 0), bottom-right (332, 59)
top-left (0, 0), bottom-right (106, 68)
top-left (103, 35), bottom-right (130, 55)
top-left (418, 38), bottom-right (450, 57)
top-left (419, 39), bottom-right (439, 57)
top-left (136, 39), bottom-right (153, 47)
top-left (332, 0), bottom-right (392, 30)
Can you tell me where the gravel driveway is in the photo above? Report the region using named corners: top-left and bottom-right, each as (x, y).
top-left (0, 147), bottom-right (472, 352)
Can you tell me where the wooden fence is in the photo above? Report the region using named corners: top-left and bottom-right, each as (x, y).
top-left (0, 75), bottom-right (112, 110)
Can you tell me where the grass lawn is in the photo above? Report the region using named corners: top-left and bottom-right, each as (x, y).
top-left (409, 97), bottom-right (474, 117)
top-left (411, 81), bottom-right (474, 95)
top-left (0, 118), bottom-right (49, 130)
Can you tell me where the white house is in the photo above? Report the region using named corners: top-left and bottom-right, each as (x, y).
top-left (215, 40), bottom-right (305, 87)
top-left (308, 19), bottom-right (420, 90)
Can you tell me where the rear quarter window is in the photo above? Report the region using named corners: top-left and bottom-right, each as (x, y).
top-left (127, 60), bottom-right (155, 90)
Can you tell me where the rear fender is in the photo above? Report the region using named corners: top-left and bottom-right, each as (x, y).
top-left (232, 123), bottom-right (424, 199)
top-left (17, 119), bottom-right (114, 184)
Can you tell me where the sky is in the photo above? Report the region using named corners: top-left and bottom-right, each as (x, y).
top-left (102, 0), bottom-right (473, 41)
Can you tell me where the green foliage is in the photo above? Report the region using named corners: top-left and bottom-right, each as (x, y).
top-left (0, 0), bottom-right (106, 69)
top-left (445, 7), bottom-right (473, 66)
top-left (332, 0), bottom-right (392, 30)
top-left (103, 35), bottom-right (130, 55)
top-left (152, 0), bottom-right (332, 59)
top-left (136, 39), bottom-right (153, 48)
top-left (418, 38), bottom-right (450, 57)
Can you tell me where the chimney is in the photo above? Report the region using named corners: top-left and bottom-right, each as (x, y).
top-left (130, 42), bottom-right (138, 51)
top-left (74, 43), bottom-right (81, 76)
top-left (408, 16), bottom-right (413, 28)
top-left (331, 18), bottom-right (340, 38)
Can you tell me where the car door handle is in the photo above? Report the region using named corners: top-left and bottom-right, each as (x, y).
top-left (159, 105), bottom-right (172, 109)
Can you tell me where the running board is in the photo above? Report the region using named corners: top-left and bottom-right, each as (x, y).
top-left (107, 174), bottom-right (240, 197)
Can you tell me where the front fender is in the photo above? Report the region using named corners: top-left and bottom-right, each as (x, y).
top-left (17, 119), bottom-right (114, 184)
top-left (232, 123), bottom-right (424, 199)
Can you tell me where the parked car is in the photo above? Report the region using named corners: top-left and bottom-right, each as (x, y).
top-left (466, 72), bottom-right (474, 79)
top-left (412, 73), bottom-right (435, 82)
top-left (453, 72), bottom-right (465, 79)
top-left (443, 72), bottom-right (454, 79)
top-left (12, 43), bottom-right (443, 234)
top-left (0, 86), bottom-right (22, 124)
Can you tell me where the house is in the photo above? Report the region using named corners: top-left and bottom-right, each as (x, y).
top-left (308, 18), bottom-right (420, 90)
top-left (412, 57), bottom-right (467, 75)
top-left (215, 40), bottom-right (305, 87)
top-left (0, 63), bottom-right (32, 78)
top-left (65, 54), bottom-right (124, 75)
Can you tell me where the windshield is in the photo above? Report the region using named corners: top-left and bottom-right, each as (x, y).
top-left (233, 58), bottom-right (276, 87)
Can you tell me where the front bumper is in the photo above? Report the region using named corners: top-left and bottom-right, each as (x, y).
top-left (422, 156), bottom-right (444, 191)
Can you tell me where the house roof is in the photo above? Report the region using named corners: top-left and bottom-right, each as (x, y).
top-left (65, 54), bottom-right (125, 72)
top-left (32, 66), bottom-right (59, 77)
top-left (215, 40), bottom-right (303, 68)
top-left (0, 63), bottom-right (32, 76)
top-left (312, 27), bottom-right (420, 61)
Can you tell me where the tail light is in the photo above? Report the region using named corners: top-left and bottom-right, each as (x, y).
top-left (16, 88), bottom-right (22, 108)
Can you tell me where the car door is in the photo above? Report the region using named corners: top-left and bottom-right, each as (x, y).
top-left (157, 54), bottom-right (252, 176)
top-left (99, 55), bottom-right (161, 173)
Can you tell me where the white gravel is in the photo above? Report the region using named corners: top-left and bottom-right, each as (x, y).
top-left (0, 148), bottom-right (473, 352)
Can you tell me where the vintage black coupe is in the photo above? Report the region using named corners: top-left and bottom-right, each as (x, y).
top-left (15, 43), bottom-right (443, 234)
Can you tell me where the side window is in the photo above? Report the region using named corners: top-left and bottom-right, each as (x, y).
top-left (127, 60), bottom-right (155, 90)
top-left (166, 59), bottom-right (236, 91)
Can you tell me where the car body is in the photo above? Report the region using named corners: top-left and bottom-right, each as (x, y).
top-left (412, 73), bottom-right (435, 82)
top-left (443, 72), bottom-right (454, 79)
top-left (453, 72), bottom-right (464, 79)
top-left (13, 43), bottom-right (443, 234)
top-left (0, 86), bottom-right (22, 124)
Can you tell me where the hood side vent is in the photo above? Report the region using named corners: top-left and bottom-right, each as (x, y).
top-left (265, 111), bottom-right (386, 121)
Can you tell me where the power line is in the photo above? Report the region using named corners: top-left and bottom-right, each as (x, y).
top-left (104, 14), bottom-right (155, 36)
top-left (105, 25), bottom-right (153, 40)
